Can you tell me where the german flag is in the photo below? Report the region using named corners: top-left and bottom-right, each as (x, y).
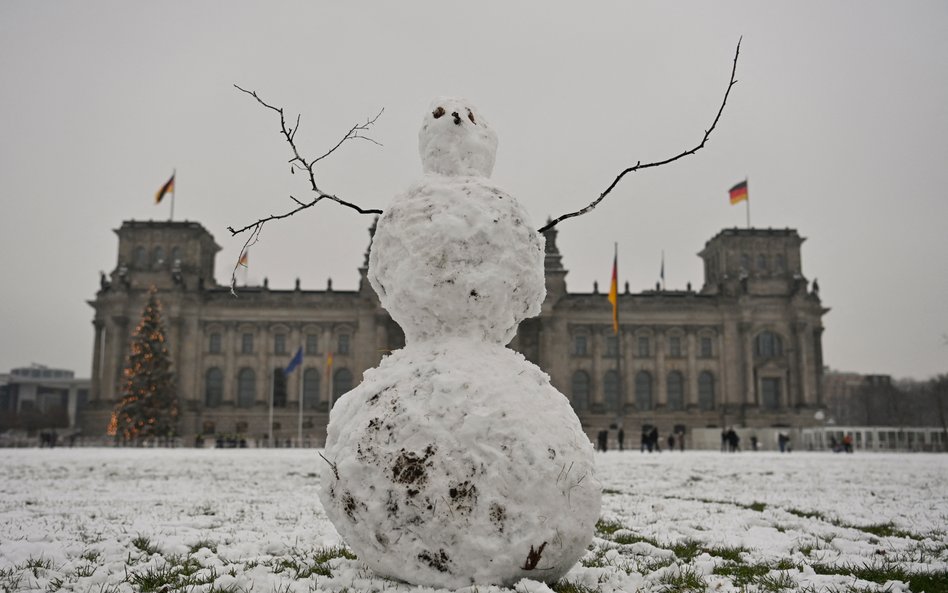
top-left (607, 245), bottom-right (618, 335)
top-left (729, 180), bottom-right (748, 205)
top-left (155, 172), bottom-right (175, 204)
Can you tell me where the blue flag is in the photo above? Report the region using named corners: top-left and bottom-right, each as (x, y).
top-left (284, 346), bottom-right (303, 375)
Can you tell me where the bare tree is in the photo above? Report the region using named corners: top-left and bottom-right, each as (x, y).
top-left (227, 39), bottom-right (742, 291)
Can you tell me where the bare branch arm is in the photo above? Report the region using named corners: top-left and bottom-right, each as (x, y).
top-left (230, 85), bottom-right (384, 227)
top-left (538, 38), bottom-right (742, 234)
top-left (226, 86), bottom-right (383, 294)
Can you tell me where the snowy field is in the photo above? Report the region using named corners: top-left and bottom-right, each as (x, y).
top-left (1, 449), bottom-right (946, 593)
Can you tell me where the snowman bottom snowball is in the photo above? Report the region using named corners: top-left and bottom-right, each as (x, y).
top-left (319, 339), bottom-right (602, 589)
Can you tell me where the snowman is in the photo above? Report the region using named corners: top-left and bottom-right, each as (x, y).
top-left (318, 97), bottom-right (601, 589)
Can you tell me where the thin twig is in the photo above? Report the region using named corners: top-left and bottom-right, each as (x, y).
top-left (538, 38), bottom-right (742, 234)
top-left (318, 451), bottom-right (340, 480)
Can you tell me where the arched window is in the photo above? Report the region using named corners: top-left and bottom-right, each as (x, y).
top-left (272, 368), bottom-right (287, 408)
top-left (237, 368), bottom-right (255, 407)
top-left (332, 368), bottom-right (353, 403)
top-left (133, 246), bottom-right (147, 268)
top-left (667, 371), bottom-right (684, 411)
top-left (698, 371), bottom-right (715, 411)
top-left (571, 371), bottom-right (590, 411)
top-left (755, 331), bottom-right (783, 358)
top-left (171, 246), bottom-right (181, 265)
top-left (603, 370), bottom-right (619, 414)
top-left (303, 368), bottom-right (320, 409)
top-left (152, 246), bottom-right (165, 268)
top-left (635, 371), bottom-right (653, 411)
top-left (205, 368), bottom-right (223, 407)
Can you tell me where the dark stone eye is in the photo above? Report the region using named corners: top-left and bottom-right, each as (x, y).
top-left (433, 106), bottom-right (445, 119)
top-left (467, 110), bottom-right (476, 124)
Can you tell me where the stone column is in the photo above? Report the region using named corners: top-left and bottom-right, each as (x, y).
top-left (223, 322), bottom-right (237, 405)
top-left (739, 322), bottom-right (755, 407)
top-left (589, 326), bottom-right (602, 407)
top-left (794, 321), bottom-right (811, 407)
top-left (322, 325), bottom-right (334, 402)
top-left (655, 328), bottom-right (666, 408)
top-left (686, 328), bottom-right (698, 407)
top-left (91, 320), bottom-right (104, 402)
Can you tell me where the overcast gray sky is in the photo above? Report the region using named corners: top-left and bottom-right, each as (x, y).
top-left (1, 1), bottom-right (946, 381)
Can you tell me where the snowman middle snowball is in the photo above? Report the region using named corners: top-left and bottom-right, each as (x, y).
top-left (319, 97), bottom-right (601, 589)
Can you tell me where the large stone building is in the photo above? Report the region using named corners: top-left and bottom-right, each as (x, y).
top-left (78, 220), bottom-right (828, 446)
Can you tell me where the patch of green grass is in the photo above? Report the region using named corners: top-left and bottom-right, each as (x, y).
top-left (580, 548), bottom-right (609, 569)
top-left (205, 585), bottom-right (244, 593)
top-left (595, 518), bottom-right (625, 536)
top-left (0, 567), bottom-right (23, 592)
top-left (131, 534), bottom-right (160, 555)
top-left (712, 563), bottom-right (770, 586)
top-left (188, 538), bottom-right (218, 554)
top-left (787, 508), bottom-right (827, 521)
top-left (551, 581), bottom-right (601, 593)
top-left (857, 522), bottom-right (918, 540)
top-left (602, 488), bottom-right (622, 495)
top-left (774, 558), bottom-right (798, 571)
top-left (20, 556), bottom-right (53, 578)
top-left (669, 540), bottom-right (703, 562)
top-left (811, 561), bottom-right (948, 593)
top-left (746, 501), bottom-right (767, 512)
top-left (640, 557), bottom-right (676, 573)
top-left (658, 566), bottom-right (707, 593)
top-left (906, 572), bottom-right (948, 593)
top-left (613, 532), bottom-right (657, 546)
top-left (75, 563), bottom-right (97, 577)
top-left (311, 545), bottom-right (357, 564)
top-left (758, 570), bottom-right (796, 592)
top-left (707, 545), bottom-right (748, 563)
top-left (127, 563), bottom-right (180, 592)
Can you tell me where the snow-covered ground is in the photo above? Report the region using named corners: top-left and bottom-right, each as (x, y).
top-left (1, 448), bottom-right (945, 593)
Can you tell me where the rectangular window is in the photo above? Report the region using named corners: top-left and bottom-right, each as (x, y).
top-left (669, 336), bottom-right (682, 357)
top-left (241, 333), bottom-right (254, 354)
top-left (573, 335), bottom-right (588, 356)
top-left (638, 337), bottom-right (650, 357)
top-left (209, 333), bottom-right (222, 354)
top-left (700, 337), bottom-right (712, 358)
top-left (306, 334), bottom-right (319, 355)
top-left (604, 336), bottom-right (618, 357)
top-left (338, 334), bottom-right (350, 355)
top-left (274, 334), bottom-right (286, 355)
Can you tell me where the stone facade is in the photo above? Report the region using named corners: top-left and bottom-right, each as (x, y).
top-left (79, 220), bottom-right (828, 446)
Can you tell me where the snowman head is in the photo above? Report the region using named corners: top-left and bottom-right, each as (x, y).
top-left (419, 97), bottom-right (498, 178)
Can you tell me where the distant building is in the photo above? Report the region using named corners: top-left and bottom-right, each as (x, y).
top-left (78, 220), bottom-right (828, 446)
top-left (0, 364), bottom-right (89, 434)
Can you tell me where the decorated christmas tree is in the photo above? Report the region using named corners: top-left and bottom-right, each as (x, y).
top-left (111, 287), bottom-right (179, 442)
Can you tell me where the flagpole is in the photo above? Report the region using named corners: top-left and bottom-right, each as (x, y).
top-left (661, 250), bottom-right (665, 291)
top-left (745, 176), bottom-right (750, 229)
top-left (170, 168), bottom-right (176, 222)
top-left (614, 242), bottom-right (623, 432)
top-left (297, 350), bottom-right (304, 447)
top-left (268, 367), bottom-right (274, 448)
